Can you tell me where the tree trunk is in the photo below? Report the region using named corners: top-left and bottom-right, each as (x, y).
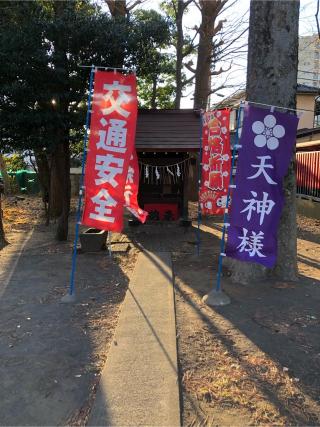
top-left (193, 1), bottom-right (225, 110)
top-left (49, 151), bottom-right (63, 218)
top-left (0, 196), bottom-right (8, 248)
top-left (50, 139), bottom-right (71, 241)
top-left (49, 1), bottom-right (71, 240)
top-left (174, 0), bottom-right (185, 108)
top-left (151, 75), bottom-right (157, 109)
top-left (34, 150), bottom-right (50, 196)
top-left (231, 0), bottom-right (300, 284)
top-left (34, 149), bottom-right (50, 224)
top-left (0, 154), bottom-right (10, 195)
top-left (106, 0), bottom-right (127, 17)
top-left (105, 0), bottom-right (127, 67)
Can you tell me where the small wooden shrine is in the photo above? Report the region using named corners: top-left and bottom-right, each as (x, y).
top-left (135, 109), bottom-right (200, 220)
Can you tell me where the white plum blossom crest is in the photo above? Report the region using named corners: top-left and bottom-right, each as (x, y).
top-left (252, 114), bottom-right (285, 150)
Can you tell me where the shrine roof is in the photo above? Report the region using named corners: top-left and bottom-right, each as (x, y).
top-left (135, 109), bottom-right (201, 152)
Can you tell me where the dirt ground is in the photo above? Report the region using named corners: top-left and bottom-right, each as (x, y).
top-left (0, 196), bottom-right (139, 426)
top-left (1, 196), bottom-right (320, 426)
top-left (174, 208), bottom-right (320, 426)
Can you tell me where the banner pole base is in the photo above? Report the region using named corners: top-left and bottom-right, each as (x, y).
top-left (202, 289), bottom-right (230, 307)
top-left (61, 293), bottom-right (77, 304)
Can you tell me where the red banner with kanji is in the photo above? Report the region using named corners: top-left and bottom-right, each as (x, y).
top-left (82, 71), bottom-right (138, 232)
top-left (199, 109), bottom-right (231, 215)
top-left (125, 151), bottom-right (148, 223)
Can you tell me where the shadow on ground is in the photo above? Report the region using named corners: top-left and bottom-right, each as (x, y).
top-left (172, 216), bottom-right (320, 426)
top-left (0, 219), bottom-right (137, 426)
top-left (2, 197), bottom-right (319, 426)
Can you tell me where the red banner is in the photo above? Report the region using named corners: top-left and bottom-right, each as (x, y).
top-left (82, 71), bottom-right (138, 232)
top-left (125, 151), bottom-right (148, 223)
top-left (199, 109), bottom-right (231, 215)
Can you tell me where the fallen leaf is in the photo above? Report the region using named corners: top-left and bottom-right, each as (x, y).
top-left (272, 282), bottom-right (296, 289)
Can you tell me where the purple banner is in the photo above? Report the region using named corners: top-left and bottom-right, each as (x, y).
top-left (226, 105), bottom-right (299, 268)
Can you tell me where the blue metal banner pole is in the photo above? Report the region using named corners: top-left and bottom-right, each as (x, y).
top-left (196, 111), bottom-right (203, 256)
top-left (63, 65), bottom-right (95, 301)
top-left (215, 103), bottom-right (244, 292)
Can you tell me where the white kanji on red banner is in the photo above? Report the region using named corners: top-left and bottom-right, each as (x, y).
top-left (97, 118), bottom-right (127, 153)
top-left (95, 154), bottom-right (124, 187)
top-left (200, 109), bottom-right (231, 215)
top-left (102, 81), bottom-right (132, 117)
top-left (124, 151), bottom-right (148, 223)
top-left (82, 71), bottom-right (138, 232)
top-left (89, 189), bottom-right (117, 223)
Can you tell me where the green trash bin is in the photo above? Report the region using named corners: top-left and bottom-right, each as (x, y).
top-left (13, 170), bottom-right (28, 193)
top-left (10, 170), bottom-right (40, 194)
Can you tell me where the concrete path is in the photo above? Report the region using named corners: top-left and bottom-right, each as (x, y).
top-left (88, 251), bottom-right (180, 427)
top-left (0, 227), bottom-right (132, 426)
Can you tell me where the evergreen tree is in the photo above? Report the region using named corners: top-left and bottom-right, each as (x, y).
top-left (0, 0), bottom-right (172, 240)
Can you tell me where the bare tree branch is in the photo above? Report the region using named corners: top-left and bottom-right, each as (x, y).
top-left (217, 27), bottom-right (248, 55)
top-left (218, 58), bottom-right (246, 68)
top-left (217, 46), bottom-right (248, 62)
top-left (182, 28), bottom-right (200, 58)
top-left (184, 60), bottom-right (196, 74)
top-left (106, 0), bottom-right (145, 16)
top-left (212, 39), bottom-right (224, 51)
top-left (212, 19), bottom-right (226, 38)
top-left (182, 74), bottom-right (196, 85)
top-left (105, 0), bottom-right (115, 15)
top-left (207, 83), bottom-right (235, 96)
top-left (210, 62), bottom-right (232, 76)
top-left (127, 0), bottom-right (143, 11)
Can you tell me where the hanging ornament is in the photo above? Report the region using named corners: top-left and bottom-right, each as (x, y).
top-left (139, 157), bottom-right (190, 183)
top-left (166, 166), bottom-right (174, 177)
top-left (155, 167), bottom-right (160, 180)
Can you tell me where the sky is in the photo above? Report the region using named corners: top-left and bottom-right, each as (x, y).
top-left (139, 0), bottom-right (317, 108)
top-left (99, 0), bottom-right (318, 108)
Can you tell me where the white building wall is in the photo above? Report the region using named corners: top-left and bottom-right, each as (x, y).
top-left (298, 35), bottom-right (320, 87)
